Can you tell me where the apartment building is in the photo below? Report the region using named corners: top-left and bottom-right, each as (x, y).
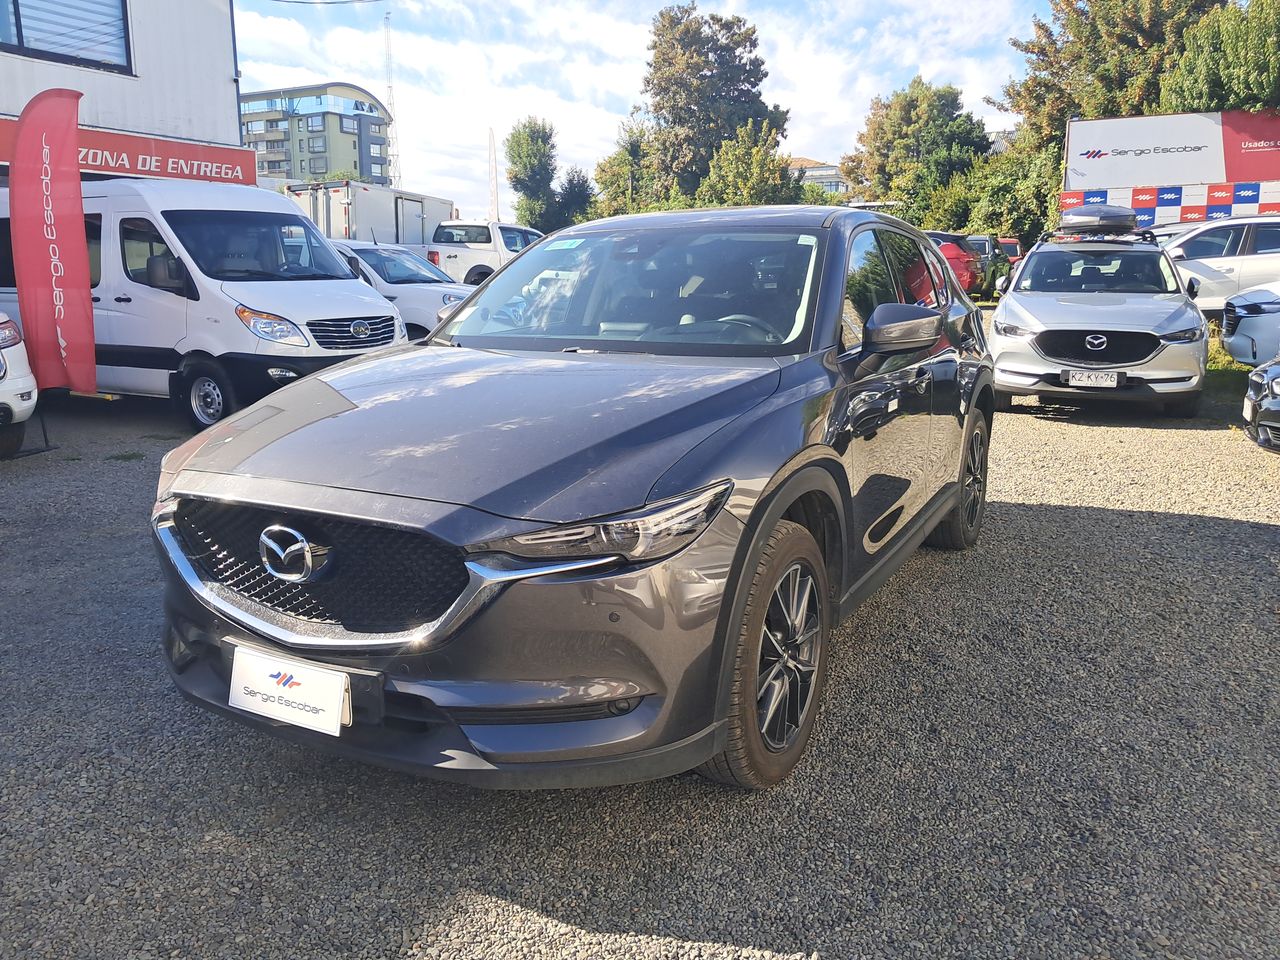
top-left (239, 82), bottom-right (392, 185)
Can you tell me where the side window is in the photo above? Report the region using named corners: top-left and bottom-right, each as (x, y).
top-left (879, 230), bottom-right (940, 309)
top-left (841, 230), bottom-right (896, 352)
top-left (923, 248), bottom-right (951, 306)
top-left (0, 215), bottom-right (102, 288)
top-left (119, 218), bottom-right (178, 291)
top-left (1251, 225), bottom-right (1280, 255)
top-left (1181, 226), bottom-right (1245, 260)
top-left (522, 230), bottom-right (541, 247)
top-left (500, 227), bottom-right (526, 253)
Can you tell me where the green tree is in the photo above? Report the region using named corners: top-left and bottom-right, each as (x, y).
top-left (504, 117), bottom-right (558, 229)
top-left (1161, 0), bottom-right (1280, 112)
top-left (694, 121), bottom-right (803, 207)
top-left (550, 166), bottom-right (595, 229)
top-left (840, 76), bottom-right (990, 225)
top-left (309, 167), bottom-right (369, 183)
top-left (593, 120), bottom-right (667, 217)
top-left (997, 0), bottom-right (1225, 148)
top-left (643, 2), bottom-right (788, 196)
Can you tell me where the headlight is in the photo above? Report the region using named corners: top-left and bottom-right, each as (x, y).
top-left (442, 293), bottom-right (466, 305)
top-left (1238, 299), bottom-right (1280, 315)
top-left (0, 318), bottom-right (22, 349)
top-left (155, 434), bottom-right (207, 503)
top-left (992, 316), bottom-right (1033, 338)
top-left (393, 311), bottom-right (406, 340)
top-left (1270, 377), bottom-right (1280, 399)
top-left (1161, 325), bottom-right (1204, 343)
top-left (477, 481), bottom-right (732, 563)
top-left (235, 305), bottom-right (309, 347)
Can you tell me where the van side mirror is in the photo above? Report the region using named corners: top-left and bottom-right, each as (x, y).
top-left (147, 254), bottom-right (185, 293)
top-left (995, 274), bottom-right (1010, 295)
top-left (1186, 277), bottom-right (1200, 300)
top-left (1168, 246), bottom-right (1187, 262)
top-left (865, 302), bottom-right (944, 353)
top-left (436, 302), bottom-right (461, 325)
top-left (346, 255), bottom-right (369, 281)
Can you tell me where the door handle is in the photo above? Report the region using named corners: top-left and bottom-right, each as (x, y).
top-left (114, 295), bottom-right (132, 303)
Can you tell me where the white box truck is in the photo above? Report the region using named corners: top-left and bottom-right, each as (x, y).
top-left (289, 181), bottom-right (456, 246)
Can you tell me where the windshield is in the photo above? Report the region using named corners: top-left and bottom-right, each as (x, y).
top-left (1016, 248), bottom-right (1179, 294)
top-left (355, 246), bottom-right (453, 284)
top-left (969, 237), bottom-right (991, 255)
top-left (434, 227), bottom-right (823, 356)
top-left (163, 209), bottom-right (355, 282)
top-left (999, 240), bottom-right (1021, 257)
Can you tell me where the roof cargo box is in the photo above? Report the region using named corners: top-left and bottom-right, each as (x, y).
top-left (1059, 204), bottom-right (1138, 234)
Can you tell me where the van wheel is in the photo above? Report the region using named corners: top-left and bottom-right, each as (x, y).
top-left (183, 362), bottom-right (237, 430)
top-left (464, 268), bottom-right (492, 286)
top-left (698, 520), bottom-right (830, 790)
top-left (0, 421), bottom-right (25, 459)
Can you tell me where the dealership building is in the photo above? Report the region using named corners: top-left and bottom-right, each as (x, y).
top-left (0, 0), bottom-right (247, 184)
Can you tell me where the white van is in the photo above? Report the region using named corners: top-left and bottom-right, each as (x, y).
top-left (331, 239), bottom-right (472, 339)
top-left (0, 179), bottom-right (406, 428)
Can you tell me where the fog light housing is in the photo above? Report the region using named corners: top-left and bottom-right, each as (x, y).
top-left (18, 391), bottom-right (32, 401)
top-left (267, 367), bottom-right (299, 383)
top-left (607, 697), bottom-right (639, 716)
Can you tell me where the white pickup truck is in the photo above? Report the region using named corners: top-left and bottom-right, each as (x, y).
top-left (412, 220), bottom-right (543, 285)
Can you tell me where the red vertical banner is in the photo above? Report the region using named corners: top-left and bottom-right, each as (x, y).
top-left (10, 89), bottom-right (96, 393)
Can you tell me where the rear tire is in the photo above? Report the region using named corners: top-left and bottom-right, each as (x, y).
top-left (183, 362), bottom-right (238, 431)
top-left (994, 390), bottom-right (1014, 413)
top-left (1164, 392), bottom-right (1202, 419)
top-left (926, 413), bottom-right (990, 551)
top-left (0, 421), bottom-right (25, 459)
top-left (698, 520), bottom-right (830, 790)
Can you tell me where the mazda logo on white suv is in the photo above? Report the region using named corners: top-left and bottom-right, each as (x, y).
top-left (1086, 334), bottom-right (1108, 351)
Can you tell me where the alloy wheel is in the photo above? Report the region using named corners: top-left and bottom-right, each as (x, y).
top-left (963, 426), bottom-right (988, 528)
top-left (757, 562), bottom-right (822, 753)
top-left (191, 376), bottom-right (224, 425)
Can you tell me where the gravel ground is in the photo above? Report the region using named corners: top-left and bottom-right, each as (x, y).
top-left (0, 392), bottom-right (1277, 960)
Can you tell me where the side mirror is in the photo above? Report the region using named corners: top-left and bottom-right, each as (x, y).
top-left (1168, 246), bottom-right (1187, 262)
top-left (1186, 277), bottom-right (1200, 300)
top-left (146, 254), bottom-right (185, 293)
top-left (436, 301), bottom-right (461, 325)
top-left (346, 255), bottom-right (368, 281)
top-left (865, 302), bottom-right (944, 353)
top-left (995, 274), bottom-right (1010, 295)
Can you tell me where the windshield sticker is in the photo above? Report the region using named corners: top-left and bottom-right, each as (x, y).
top-left (798, 235), bottom-right (817, 246)
top-left (545, 238), bottom-right (586, 250)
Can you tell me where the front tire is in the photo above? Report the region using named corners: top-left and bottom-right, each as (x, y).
top-left (0, 421), bottom-right (25, 459)
top-left (926, 413), bottom-right (990, 551)
top-left (183, 362), bottom-right (238, 431)
top-left (698, 520), bottom-right (830, 790)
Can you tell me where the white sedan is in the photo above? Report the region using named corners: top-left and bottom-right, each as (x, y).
top-left (333, 240), bottom-right (473, 339)
top-left (1224, 283), bottom-right (1280, 367)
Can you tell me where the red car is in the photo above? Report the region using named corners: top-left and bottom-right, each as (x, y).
top-left (999, 236), bottom-right (1024, 266)
top-left (925, 231), bottom-right (983, 294)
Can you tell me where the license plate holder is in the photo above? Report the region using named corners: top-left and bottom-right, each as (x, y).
top-left (1243, 397), bottom-right (1256, 422)
top-left (229, 644), bottom-right (353, 737)
top-left (1065, 369), bottom-right (1120, 388)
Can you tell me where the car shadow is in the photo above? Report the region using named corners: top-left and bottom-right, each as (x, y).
top-left (1006, 396), bottom-right (1240, 431)
top-left (3, 494), bottom-right (1274, 958)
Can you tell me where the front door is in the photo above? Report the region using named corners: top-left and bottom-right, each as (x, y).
top-left (832, 228), bottom-right (934, 587)
top-left (1175, 224), bottom-right (1248, 312)
top-left (94, 213), bottom-right (189, 397)
top-left (1238, 223), bottom-right (1280, 293)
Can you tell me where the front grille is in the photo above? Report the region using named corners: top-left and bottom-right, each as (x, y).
top-left (306, 315), bottom-right (396, 350)
top-left (173, 499), bottom-right (470, 634)
top-left (1035, 330), bottom-right (1160, 366)
top-left (1223, 302), bottom-right (1241, 337)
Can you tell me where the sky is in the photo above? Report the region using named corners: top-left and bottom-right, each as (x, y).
top-left (234, 0), bottom-right (1051, 220)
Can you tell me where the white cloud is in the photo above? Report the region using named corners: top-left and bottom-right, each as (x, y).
top-left (235, 0), bottom-right (1040, 219)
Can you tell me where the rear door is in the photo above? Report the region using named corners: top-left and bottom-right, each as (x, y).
top-left (832, 228), bottom-right (934, 577)
top-left (1237, 223), bottom-right (1280, 293)
top-left (94, 213), bottom-right (189, 396)
top-left (1174, 225), bottom-right (1248, 311)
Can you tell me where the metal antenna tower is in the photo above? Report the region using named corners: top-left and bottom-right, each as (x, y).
top-left (384, 9), bottom-right (400, 186)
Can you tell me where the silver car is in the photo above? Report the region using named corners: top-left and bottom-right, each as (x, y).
top-left (990, 234), bottom-right (1208, 417)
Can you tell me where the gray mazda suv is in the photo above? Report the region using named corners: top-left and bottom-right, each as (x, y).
top-left (153, 206), bottom-right (996, 789)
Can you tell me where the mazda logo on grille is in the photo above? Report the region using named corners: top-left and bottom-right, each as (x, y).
top-left (350, 319), bottom-right (373, 339)
top-left (1085, 334), bottom-right (1108, 351)
top-left (258, 525), bottom-right (330, 583)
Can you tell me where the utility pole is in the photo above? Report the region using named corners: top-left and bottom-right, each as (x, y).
top-left (488, 129), bottom-right (500, 222)
top-left (384, 10), bottom-right (400, 186)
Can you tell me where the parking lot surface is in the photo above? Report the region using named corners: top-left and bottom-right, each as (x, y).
top-left (1, 393), bottom-right (1277, 960)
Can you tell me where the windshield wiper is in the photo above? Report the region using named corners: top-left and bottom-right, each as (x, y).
top-left (285, 272), bottom-right (346, 281)
top-left (219, 268), bottom-right (283, 279)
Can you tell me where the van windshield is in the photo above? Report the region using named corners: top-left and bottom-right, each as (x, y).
top-left (162, 210), bottom-right (355, 282)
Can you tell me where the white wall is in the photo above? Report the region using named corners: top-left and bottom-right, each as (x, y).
top-left (0, 0), bottom-right (240, 146)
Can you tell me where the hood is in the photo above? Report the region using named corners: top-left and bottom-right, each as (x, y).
top-left (220, 279), bottom-right (394, 320)
top-left (180, 345), bottom-right (781, 524)
top-left (999, 291), bottom-right (1201, 333)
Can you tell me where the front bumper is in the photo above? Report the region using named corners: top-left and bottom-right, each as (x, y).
top-left (1243, 375), bottom-right (1280, 454)
top-left (216, 352), bottom-right (355, 406)
top-left (992, 332), bottom-right (1206, 401)
top-left (0, 371), bottom-right (38, 425)
top-left (154, 493), bottom-right (743, 788)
